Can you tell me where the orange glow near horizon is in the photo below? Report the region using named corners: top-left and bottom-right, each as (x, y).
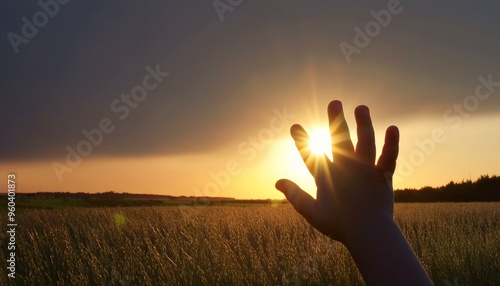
top-left (1, 112), bottom-right (499, 200)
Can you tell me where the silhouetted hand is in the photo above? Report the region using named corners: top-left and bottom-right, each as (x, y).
top-left (276, 100), bottom-right (433, 285)
top-left (276, 100), bottom-right (399, 243)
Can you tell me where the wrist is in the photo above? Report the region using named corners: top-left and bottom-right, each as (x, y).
top-left (342, 211), bottom-right (433, 286)
top-left (342, 210), bottom-right (395, 250)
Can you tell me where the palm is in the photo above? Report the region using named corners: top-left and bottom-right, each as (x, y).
top-left (276, 100), bottom-right (399, 244)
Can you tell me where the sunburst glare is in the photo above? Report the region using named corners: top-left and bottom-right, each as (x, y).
top-left (307, 128), bottom-right (332, 160)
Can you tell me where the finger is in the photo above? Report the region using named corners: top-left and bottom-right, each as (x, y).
top-left (276, 179), bottom-right (319, 224)
top-left (314, 155), bottom-right (335, 204)
top-left (290, 124), bottom-right (318, 176)
top-left (355, 105), bottom-right (376, 164)
top-left (328, 100), bottom-right (354, 160)
top-left (290, 125), bottom-right (331, 204)
top-left (376, 125), bottom-right (399, 177)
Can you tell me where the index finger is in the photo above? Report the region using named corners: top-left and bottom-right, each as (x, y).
top-left (328, 100), bottom-right (354, 161)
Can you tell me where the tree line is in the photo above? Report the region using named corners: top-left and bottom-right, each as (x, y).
top-left (394, 175), bottom-right (500, 202)
top-left (9, 174), bottom-right (500, 203)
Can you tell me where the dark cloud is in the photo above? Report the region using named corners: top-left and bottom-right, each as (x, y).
top-left (1, 0), bottom-right (499, 160)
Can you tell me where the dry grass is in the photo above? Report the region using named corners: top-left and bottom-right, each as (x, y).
top-left (1, 203), bottom-right (499, 285)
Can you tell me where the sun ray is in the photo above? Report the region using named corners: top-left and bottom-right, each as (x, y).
top-left (306, 128), bottom-right (333, 161)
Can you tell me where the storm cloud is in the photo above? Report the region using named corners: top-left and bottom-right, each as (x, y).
top-left (1, 0), bottom-right (499, 161)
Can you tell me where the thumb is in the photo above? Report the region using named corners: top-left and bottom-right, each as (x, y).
top-left (275, 179), bottom-right (318, 224)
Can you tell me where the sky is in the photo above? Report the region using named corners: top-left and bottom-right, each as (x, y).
top-left (1, 0), bottom-right (499, 199)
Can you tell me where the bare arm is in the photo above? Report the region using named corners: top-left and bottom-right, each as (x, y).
top-left (275, 100), bottom-right (433, 285)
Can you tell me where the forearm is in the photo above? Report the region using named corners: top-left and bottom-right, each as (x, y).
top-left (344, 213), bottom-right (433, 286)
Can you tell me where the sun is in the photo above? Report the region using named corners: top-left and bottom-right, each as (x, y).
top-left (307, 128), bottom-right (332, 157)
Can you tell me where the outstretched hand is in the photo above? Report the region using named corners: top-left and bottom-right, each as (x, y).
top-left (276, 100), bottom-right (399, 244)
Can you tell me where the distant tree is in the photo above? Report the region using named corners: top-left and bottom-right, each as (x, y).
top-left (394, 174), bottom-right (500, 202)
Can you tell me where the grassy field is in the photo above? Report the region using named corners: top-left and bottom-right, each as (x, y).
top-left (1, 203), bottom-right (499, 285)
